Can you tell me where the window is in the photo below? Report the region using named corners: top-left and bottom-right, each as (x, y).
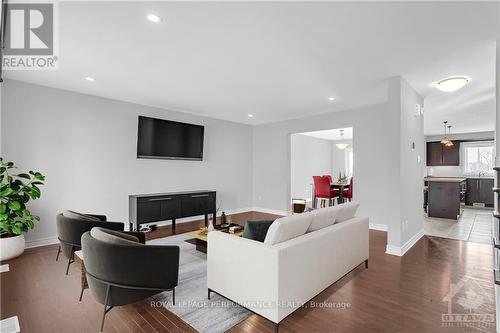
top-left (345, 148), bottom-right (354, 177)
top-left (463, 141), bottom-right (495, 175)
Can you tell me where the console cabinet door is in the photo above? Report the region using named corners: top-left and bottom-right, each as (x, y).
top-left (137, 200), bottom-right (163, 223)
top-left (182, 194), bottom-right (215, 216)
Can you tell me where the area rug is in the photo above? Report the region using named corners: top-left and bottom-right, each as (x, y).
top-left (148, 233), bottom-right (251, 333)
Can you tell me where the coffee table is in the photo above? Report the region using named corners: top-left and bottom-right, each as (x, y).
top-left (185, 224), bottom-right (243, 253)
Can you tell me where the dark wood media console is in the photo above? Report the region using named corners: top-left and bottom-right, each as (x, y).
top-left (129, 190), bottom-right (216, 231)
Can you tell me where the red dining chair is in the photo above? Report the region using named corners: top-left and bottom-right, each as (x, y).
top-left (343, 177), bottom-right (353, 202)
top-left (323, 175), bottom-right (333, 184)
top-left (313, 176), bottom-right (339, 207)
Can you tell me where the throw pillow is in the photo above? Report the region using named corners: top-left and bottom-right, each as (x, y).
top-left (264, 213), bottom-right (313, 245)
top-left (336, 201), bottom-right (360, 222)
top-left (90, 227), bottom-right (142, 245)
top-left (242, 220), bottom-right (274, 242)
top-left (62, 210), bottom-right (100, 221)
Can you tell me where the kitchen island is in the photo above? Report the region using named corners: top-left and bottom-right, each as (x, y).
top-left (424, 177), bottom-right (466, 220)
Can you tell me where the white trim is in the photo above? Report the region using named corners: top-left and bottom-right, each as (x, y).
top-left (369, 223), bottom-right (388, 232)
top-left (0, 316), bottom-right (20, 333)
top-left (251, 207), bottom-right (290, 216)
top-left (25, 236), bottom-right (59, 249)
top-left (24, 207), bottom-right (262, 248)
top-left (385, 229), bottom-right (424, 256)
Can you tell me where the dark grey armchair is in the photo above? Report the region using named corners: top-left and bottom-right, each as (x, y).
top-left (81, 228), bottom-right (179, 332)
top-left (56, 213), bottom-right (145, 275)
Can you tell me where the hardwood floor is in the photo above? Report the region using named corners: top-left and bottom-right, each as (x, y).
top-left (1, 211), bottom-right (496, 332)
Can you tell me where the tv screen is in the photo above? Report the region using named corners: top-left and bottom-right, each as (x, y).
top-left (137, 116), bottom-right (204, 160)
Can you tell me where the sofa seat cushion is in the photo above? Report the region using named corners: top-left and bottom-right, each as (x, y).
top-left (336, 201), bottom-right (360, 222)
top-left (242, 220), bottom-right (274, 242)
top-left (308, 205), bottom-right (342, 232)
top-left (264, 213), bottom-right (313, 245)
top-left (62, 210), bottom-right (100, 221)
top-left (90, 227), bottom-right (142, 245)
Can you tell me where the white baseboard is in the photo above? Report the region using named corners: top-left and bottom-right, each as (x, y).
top-left (251, 207), bottom-right (289, 216)
top-left (385, 229), bottom-right (424, 256)
top-left (369, 223), bottom-right (388, 232)
top-left (25, 236), bottom-right (59, 249)
top-left (24, 207), bottom-right (265, 248)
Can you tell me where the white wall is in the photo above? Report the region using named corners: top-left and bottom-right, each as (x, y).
top-left (252, 77), bottom-right (424, 254)
top-left (1, 80), bottom-right (254, 246)
top-left (398, 78), bottom-right (425, 247)
top-left (290, 134), bottom-right (332, 200)
top-left (253, 78), bottom-right (401, 237)
top-left (331, 139), bottom-right (353, 178)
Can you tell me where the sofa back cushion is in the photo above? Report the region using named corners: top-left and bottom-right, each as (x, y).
top-left (336, 201), bottom-right (360, 222)
top-left (62, 210), bottom-right (100, 221)
top-left (264, 213), bottom-right (312, 245)
top-left (308, 205), bottom-right (342, 232)
top-left (242, 220), bottom-right (275, 242)
top-left (90, 227), bottom-right (141, 246)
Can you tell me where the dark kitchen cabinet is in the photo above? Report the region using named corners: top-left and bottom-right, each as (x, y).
top-left (426, 141), bottom-right (460, 166)
top-left (426, 142), bottom-right (443, 166)
top-left (442, 143), bottom-right (460, 165)
top-left (466, 178), bottom-right (494, 207)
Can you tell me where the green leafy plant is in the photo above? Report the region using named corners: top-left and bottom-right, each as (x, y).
top-left (0, 159), bottom-right (45, 236)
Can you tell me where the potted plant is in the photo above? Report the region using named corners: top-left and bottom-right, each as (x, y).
top-left (0, 159), bottom-right (45, 261)
top-left (337, 171), bottom-right (347, 185)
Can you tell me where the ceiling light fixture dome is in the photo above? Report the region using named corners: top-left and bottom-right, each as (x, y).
top-left (336, 130), bottom-right (349, 150)
top-left (435, 76), bottom-right (470, 92)
top-left (147, 14), bottom-right (162, 23)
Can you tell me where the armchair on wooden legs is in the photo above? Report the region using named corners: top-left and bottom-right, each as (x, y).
top-left (81, 228), bottom-right (179, 332)
top-left (56, 211), bottom-right (145, 276)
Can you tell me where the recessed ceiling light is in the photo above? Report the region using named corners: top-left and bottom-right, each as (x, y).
top-left (248, 114), bottom-right (254, 118)
top-left (147, 14), bottom-right (162, 23)
top-left (434, 76), bottom-right (470, 92)
top-left (85, 77), bottom-right (95, 82)
top-left (329, 97), bottom-right (335, 101)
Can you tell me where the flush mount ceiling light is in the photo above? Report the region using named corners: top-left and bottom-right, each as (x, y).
top-left (85, 77), bottom-right (95, 82)
top-left (434, 76), bottom-right (470, 92)
top-left (329, 97), bottom-right (336, 101)
top-left (247, 114), bottom-right (254, 118)
top-left (336, 130), bottom-right (349, 150)
top-left (147, 14), bottom-right (162, 23)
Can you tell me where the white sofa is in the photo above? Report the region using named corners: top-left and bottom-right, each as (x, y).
top-left (207, 202), bottom-right (369, 331)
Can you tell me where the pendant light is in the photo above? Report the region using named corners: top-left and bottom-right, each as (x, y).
top-left (336, 130), bottom-right (349, 150)
top-left (445, 125), bottom-right (454, 147)
top-left (440, 121), bottom-right (451, 146)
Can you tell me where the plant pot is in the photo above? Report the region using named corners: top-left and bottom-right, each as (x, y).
top-left (0, 234), bottom-right (25, 261)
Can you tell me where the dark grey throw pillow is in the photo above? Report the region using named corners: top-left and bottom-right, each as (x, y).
top-left (242, 220), bottom-right (275, 242)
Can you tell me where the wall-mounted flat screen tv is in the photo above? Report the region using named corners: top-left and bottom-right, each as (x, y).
top-left (137, 116), bottom-right (204, 160)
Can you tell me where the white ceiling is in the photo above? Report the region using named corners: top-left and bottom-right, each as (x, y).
top-left (298, 127), bottom-right (353, 141)
top-left (5, 2), bottom-right (500, 133)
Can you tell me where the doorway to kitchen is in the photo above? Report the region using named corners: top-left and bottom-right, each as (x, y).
top-left (289, 127), bottom-right (353, 212)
